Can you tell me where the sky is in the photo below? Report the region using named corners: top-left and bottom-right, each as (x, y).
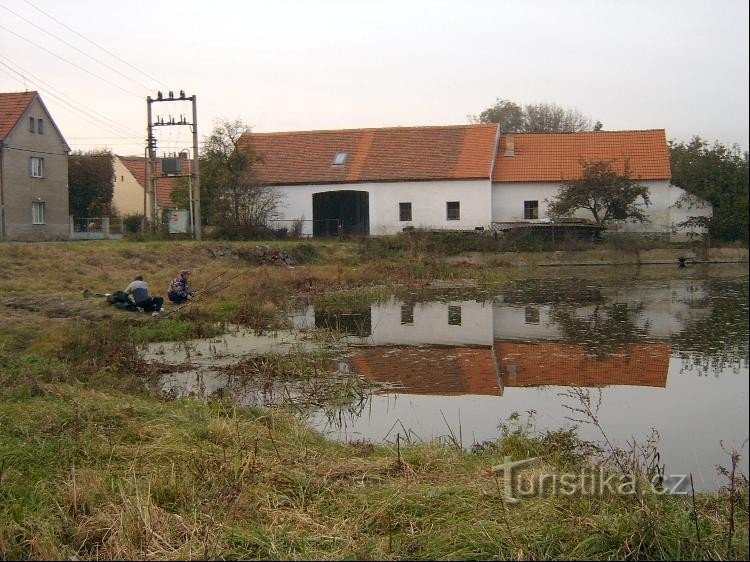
top-left (1, 0), bottom-right (748, 157)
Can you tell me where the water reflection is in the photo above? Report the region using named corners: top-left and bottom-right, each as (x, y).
top-left (298, 265), bottom-right (748, 489)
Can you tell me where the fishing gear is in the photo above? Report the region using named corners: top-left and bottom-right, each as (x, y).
top-left (82, 288), bottom-right (110, 298)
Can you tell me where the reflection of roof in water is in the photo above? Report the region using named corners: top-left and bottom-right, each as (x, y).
top-left (349, 346), bottom-right (501, 396)
top-left (496, 341), bottom-right (670, 388)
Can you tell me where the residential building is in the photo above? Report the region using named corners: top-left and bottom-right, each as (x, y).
top-left (0, 91), bottom-right (70, 240)
top-left (111, 154), bottom-right (184, 219)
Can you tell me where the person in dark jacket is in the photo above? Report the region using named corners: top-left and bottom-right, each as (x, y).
top-left (167, 270), bottom-right (194, 303)
top-left (124, 275), bottom-right (164, 315)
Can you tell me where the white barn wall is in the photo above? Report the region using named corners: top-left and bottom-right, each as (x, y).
top-left (491, 179), bottom-right (711, 235)
top-left (272, 179), bottom-right (492, 235)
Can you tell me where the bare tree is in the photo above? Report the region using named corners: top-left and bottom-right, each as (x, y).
top-left (470, 99), bottom-right (597, 132)
top-left (200, 118), bottom-right (281, 237)
top-left (523, 102), bottom-right (593, 132)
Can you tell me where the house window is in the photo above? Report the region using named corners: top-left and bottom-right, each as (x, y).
top-left (29, 117), bottom-right (35, 133)
top-left (37, 119), bottom-right (44, 134)
top-left (446, 201), bottom-right (460, 221)
top-left (400, 303), bottom-right (414, 325)
top-left (448, 305), bottom-right (462, 326)
top-left (30, 157), bottom-right (44, 178)
top-left (524, 200), bottom-right (539, 220)
top-left (525, 306), bottom-right (540, 325)
top-left (399, 202), bottom-right (412, 221)
top-left (32, 201), bottom-right (46, 224)
top-left (332, 152), bottom-right (348, 166)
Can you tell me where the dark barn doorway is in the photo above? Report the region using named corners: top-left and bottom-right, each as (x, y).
top-left (312, 190), bottom-right (369, 236)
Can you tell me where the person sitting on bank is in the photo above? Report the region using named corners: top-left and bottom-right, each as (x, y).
top-left (167, 269), bottom-right (194, 304)
top-left (124, 275), bottom-right (164, 315)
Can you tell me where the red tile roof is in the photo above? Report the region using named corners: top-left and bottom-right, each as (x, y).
top-left (348, 345), bottom-right (501, 396)
top-left (241, 125), bottom-right (671, 185)
top-left (496, 341), bottom-right (670, 388)
top-left (0, 91), bottom-right (36, 140)
top-left (492, 130), bottom-right (671, 182)
top-left (241, 124), bottom-right (499, 186)
top-left (118, 156), bottom-right (182, 208)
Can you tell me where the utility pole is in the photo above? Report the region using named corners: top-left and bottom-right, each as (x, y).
top-left (190, 95), bottom-right (201, 240)
top-left (145, 96), bottom-right (155, 231)
top-left (146, 90), bottom-right (201, 240)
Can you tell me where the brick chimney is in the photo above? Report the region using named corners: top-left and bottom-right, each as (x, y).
top-left (504, 135), bottom-right (515, 157)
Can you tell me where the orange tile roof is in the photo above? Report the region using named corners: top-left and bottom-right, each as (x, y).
top-left (118, 155), bottom-right (182, 208)
top-left (496, 341), bottom-right (670, 388)
top-left (241, 125), bottom-right (671, 185)
top-left (348, 345), bottom-right (501, 396)
top-left (492, 130), bottom-right (671, 182)
top-left (0, 91), bottom-right (36, 140)
top-left (241, 124), bottom-right (499, 186)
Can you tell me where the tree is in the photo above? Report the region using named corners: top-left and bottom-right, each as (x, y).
top-left (199, 118), bottom-right (281, 236)
top-left (470, 99), bottom-right (596, 132)
top-left (547, 159), bottom-right (651, 225)
top-left (522, 102), bottom-right (592, 133)
top-left (68, 150), bottom-right (114, 217)
top-left (470, 98), bottom-right (524, 130)
top-left (669, 136), bottom-right (749, 243)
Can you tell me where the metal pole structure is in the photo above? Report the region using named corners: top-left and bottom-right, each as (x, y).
top-left (146, 95), bottom-right (157, 231)
top-left (145, 96), bottom-right (153, 231)
top-left (190, 95), bottom-right (202, 240)
top-left (181, 149), bottom-right (194, 238)
top-left (142, 146), bottom-right (148, 232)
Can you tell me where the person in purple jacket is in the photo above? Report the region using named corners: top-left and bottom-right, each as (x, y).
top-left (167, 270), bottom-right (194, 304)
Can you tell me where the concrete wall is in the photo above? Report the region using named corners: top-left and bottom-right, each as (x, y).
top-left (1, 97), bottom-right (69, 240)
top-left (491, 179), bottom-right (712, 237)
top-left (273, 179), bottom-right (493, 235)
top-left (112, 156), bottom-right (147, 217)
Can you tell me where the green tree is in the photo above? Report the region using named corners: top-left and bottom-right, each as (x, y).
top-left (669, 136), bottom-right (749, 243)
top-left (199, 118), bottom-right (280, 236)
top-left (68, 150), bottom-right (114, 217)
top-left (470, 99), bottom-right (596, 132)
top-left (547, 159), bottom-right (651, 225)
top-left (470, 98), bottom-right (524, 130)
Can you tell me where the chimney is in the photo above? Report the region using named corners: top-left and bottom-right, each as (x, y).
top-left (504, 135), bottom-right (515, 157)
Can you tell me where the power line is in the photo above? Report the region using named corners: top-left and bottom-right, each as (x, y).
top-left (0, 62), bottom-right (136, 138)
top-left (22, 0), bottom-right (168, 90)
top-left (0, 23), bottom-right (143, 98)
top-left (0, 3), bottom-right (154, 92)
top-left (0, 55), bottom-right (143, 138)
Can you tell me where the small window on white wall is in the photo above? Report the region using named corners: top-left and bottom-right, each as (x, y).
top-left (30, 157), bottom-right (44, 178)
top-left (399, 202), bottom-right (412, 221)
top-left (446, 201), bottom-right (460, 221)
top-left (524, 200), bottom-right (539, 220)
top-left (37, 119), bottom-right (44, 134)
top-left (32, 201), bottom-right (46, 224)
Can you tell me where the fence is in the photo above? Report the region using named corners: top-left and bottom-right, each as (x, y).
top-left (69, 216), bottom-right (123, 240)
top-left (266, 219), bottom-right (343, 238)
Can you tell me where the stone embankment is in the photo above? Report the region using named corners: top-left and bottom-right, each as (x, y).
top-left (442, 247), bottom-right (749, 267)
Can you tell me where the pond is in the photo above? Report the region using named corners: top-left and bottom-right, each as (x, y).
top-left (153, 264), bottom-right (749, 490)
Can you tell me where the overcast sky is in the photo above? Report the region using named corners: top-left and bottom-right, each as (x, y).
top-left (1, 0), bottom-right (748, 156)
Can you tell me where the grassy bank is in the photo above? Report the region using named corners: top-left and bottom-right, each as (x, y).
top-left (1, 240), bottom-right (748, 560)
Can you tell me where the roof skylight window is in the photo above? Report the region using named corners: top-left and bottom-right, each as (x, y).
top-left (332, 152), bottom-right (348, 166)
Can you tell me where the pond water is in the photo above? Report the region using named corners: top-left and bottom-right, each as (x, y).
top-left (300, 264), bottom-right (749, 490)
top-left (153, 264), bottom-right (748, 490)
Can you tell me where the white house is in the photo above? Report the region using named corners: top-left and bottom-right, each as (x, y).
top-left (241, 125), bottom-right (711, 238)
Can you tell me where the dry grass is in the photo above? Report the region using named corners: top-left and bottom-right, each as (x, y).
top-left (1, 240), bottom-right (747, 560)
